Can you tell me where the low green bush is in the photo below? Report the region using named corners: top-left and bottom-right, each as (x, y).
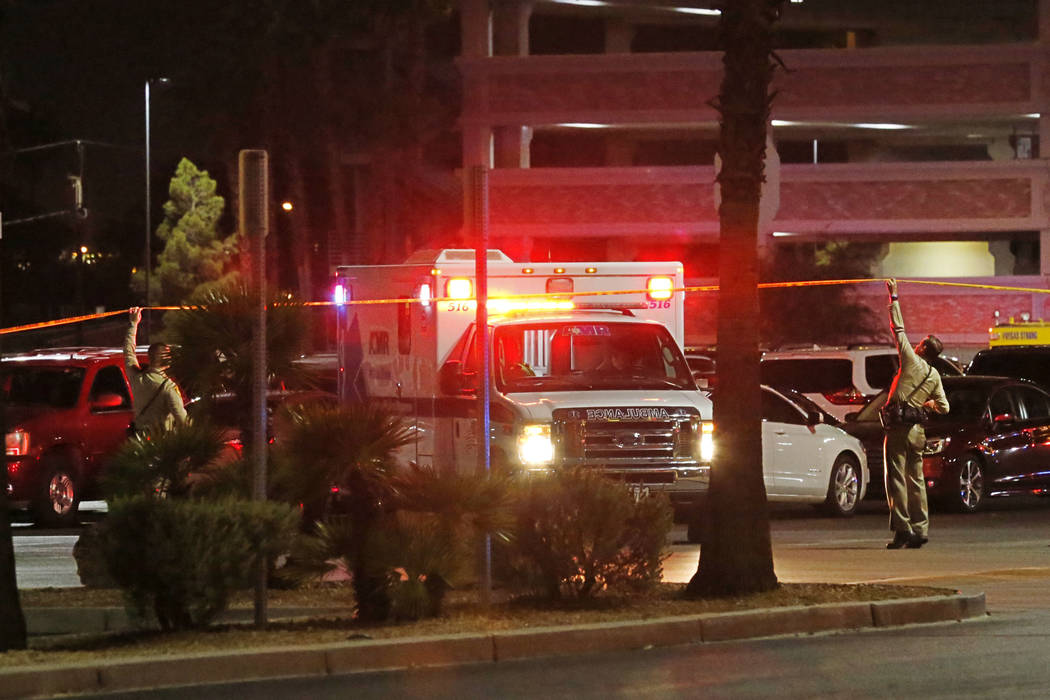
top-left (502, 469), bottom-right (673, 600)
top-left (97, 497), bottom-right (299, 630)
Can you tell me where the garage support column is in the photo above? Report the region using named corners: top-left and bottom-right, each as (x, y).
top-left (492, 1), bottom-right (533, 171)
top-left (1039, 0), bottom-right (1050, 277)
top-left (460, 0), bottom-right (493, 243)
top-left (493, 0), bottom-right (532, 56)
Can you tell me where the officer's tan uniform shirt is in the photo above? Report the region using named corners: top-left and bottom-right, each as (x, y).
top-left (124, 325), bottom-right (187, 432)
top-left (886, 301), bottom-right (949, 414)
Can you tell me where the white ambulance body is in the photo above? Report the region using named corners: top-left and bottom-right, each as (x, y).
top-left (334, 249), bottom-right (712, 509)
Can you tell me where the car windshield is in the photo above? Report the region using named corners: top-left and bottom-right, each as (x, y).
top-left (492, 321), bottom-right (695, 393)
top-left (0, 366), bottom-right (85, 409)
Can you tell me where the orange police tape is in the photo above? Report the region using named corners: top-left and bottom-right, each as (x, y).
top-left (3, 277), bottom-right (1050, 336)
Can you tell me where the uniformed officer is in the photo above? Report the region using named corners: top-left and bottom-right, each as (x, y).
top-left (125, 307), bottom-right (188, 435)
top-left (883, 279), bottom-right (949, 550)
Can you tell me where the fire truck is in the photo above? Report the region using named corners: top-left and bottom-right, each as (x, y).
top-left (333, 249), bottom-right (712, 510)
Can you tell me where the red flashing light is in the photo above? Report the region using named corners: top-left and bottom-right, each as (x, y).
top-left (647, 276), bottom-right (674, 301)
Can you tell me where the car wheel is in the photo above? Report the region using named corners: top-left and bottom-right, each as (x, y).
top-left (951, 455), bottom-right (985, 513)
top-left (821, 455), bottom-right (861, 517)
top-left (34, 464), bottom-right (80, 527)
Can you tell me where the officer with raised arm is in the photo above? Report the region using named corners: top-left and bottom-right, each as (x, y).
top-left (882, 280), bottom-right (949, 549)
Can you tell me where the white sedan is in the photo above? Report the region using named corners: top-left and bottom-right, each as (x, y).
top-left (688, 386), bottom-right (868, 543)
top-left (759, 385), bottom-right (868, 515)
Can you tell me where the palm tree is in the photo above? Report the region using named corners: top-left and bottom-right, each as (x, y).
top-left (275, 402), bottom-right (414, 621)
top-left (687, 0), bottom-right (785, 597)
top-left (162, 284), bottom-right (313, 449)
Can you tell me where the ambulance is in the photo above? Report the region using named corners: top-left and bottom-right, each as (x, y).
top-left (333, 249), bottom-right (713, 510)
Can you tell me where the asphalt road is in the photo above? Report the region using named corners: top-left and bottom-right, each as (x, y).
top-left (16, 497), bottom-right (1050, 697)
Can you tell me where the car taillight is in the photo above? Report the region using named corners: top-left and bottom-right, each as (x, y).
top-left (822, 387), bottom-right (868, 405)
top-left (5, 429), bottom-right (29, 456)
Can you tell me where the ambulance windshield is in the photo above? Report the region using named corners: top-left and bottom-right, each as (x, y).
top-left (491, 321), bottom-right (696, 393)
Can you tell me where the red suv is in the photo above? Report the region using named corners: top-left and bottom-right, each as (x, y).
top-left (3, 347), bottom-right (140, 526)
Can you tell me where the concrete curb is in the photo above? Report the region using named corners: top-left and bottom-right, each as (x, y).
top-left (25, 606), bottom-right (355, 637)
top-left (1, 593), bottom-right (986, 699)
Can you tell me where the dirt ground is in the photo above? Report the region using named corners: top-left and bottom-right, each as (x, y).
top-left (1, 581), bottom-right (953, 668)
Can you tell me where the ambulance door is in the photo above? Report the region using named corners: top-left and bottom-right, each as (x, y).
top-left (394, 297), bottom-right (421, 468)
top-left (439, 323), bottom-right (480, 474)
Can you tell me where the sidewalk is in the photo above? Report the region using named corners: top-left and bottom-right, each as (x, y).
top-left (2, 592), bottom-right (986, 699)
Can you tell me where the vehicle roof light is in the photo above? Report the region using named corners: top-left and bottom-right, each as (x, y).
top-left (490, 299), bottom-right (575, 315)
top-left (546, 277), bottom-right (574, 294)
top-left (333, 282), bottom-right (349, 306)
top-left (554, 267), bottom-right (566, 274)
top-left (430, 268), bottom-right (441, 276)
top-left (446, 277), bottom-right (473, 300)
top-left (522, 267), bottom-right (534, 274)
top-left (647, 276), bottom-right (674, 301)
top-left (585, 267), bottom-right (597, 274)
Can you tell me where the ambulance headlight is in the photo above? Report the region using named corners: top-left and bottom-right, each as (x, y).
top-left (699, 421), bottom-right (714, 463)
top-left (518, 424), bottom-right (554, 467)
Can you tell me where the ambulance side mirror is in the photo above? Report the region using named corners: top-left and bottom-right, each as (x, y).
top-left (439, 361), bottom-right (475, 395)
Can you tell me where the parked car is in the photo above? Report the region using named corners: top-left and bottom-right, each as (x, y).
top-left (967, 346), bottom-right (1050, 391)
top-left (761, 345), bottom-right (963, 421)
top-left (683, 347), bottom-right (717, 390)
top-left (688, 385), bottom-right (869, 542)
top-left (186, 388), bottom-right (338, 459)
top-left (2, 347), bottom-right (145, 526)
top-left (845, 375), bottom-right (1050, 513)
top-left (757, 386), bottom-right (869, 516)
top-left (684, 384), bottom-right (865, 541)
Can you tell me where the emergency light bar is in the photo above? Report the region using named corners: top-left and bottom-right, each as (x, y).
top-left (647, 276), bottom-right (674, 301)
top-left (573, 302), bottom-right (646, 310)
top-left (489, 299), bottom-right (575, 315)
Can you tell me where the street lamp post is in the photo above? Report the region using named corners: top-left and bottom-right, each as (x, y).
top-left (144, 77), bottom-right (170, 341)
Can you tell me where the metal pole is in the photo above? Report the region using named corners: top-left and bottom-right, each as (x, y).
top-left (472, 165), bottom-right (492, 605)
top-left (239, 149), bottom-right (270, 626)
top-left (144, 80), bottom-right (151, 341)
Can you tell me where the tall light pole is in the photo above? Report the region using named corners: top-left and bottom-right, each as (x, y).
top-left (144, 77), bottom-right (170, 341)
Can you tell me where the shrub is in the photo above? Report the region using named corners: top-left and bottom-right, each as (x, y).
top-left (503, 469), bottom-right (673, 600)
top-left (97, 497), bottom-right (299, 630)
top-left (101, 420), bottom-right (232, 500)
top-left (290, 465), bottom-right (512, 622)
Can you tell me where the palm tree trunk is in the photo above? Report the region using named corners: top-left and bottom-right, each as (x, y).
top-left (687, 0), bottom-right (784, 597)
top-left (0, 479), bottom-right (27, 650)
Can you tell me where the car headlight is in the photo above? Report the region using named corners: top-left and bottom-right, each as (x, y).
top-left (923, 436), bottom-right (950, 455)
top-left (699, 421), bottom-right (714, 463)
top-left (518, 423), bottom-right (554, 467)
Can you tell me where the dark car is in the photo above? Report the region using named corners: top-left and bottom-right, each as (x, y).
top-left (2, 348), bottom-right (142, 525)
top-left (967, 346), bottom-right (1050, 391)
top-left (845, 375), bottom-right (1050, 512)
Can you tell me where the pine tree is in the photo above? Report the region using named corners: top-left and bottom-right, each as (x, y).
top-left (133, 158), bottom-right (240, 305)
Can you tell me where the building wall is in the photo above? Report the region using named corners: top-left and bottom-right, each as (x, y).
top-left (458, 0), bottom-right (1050, 349)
